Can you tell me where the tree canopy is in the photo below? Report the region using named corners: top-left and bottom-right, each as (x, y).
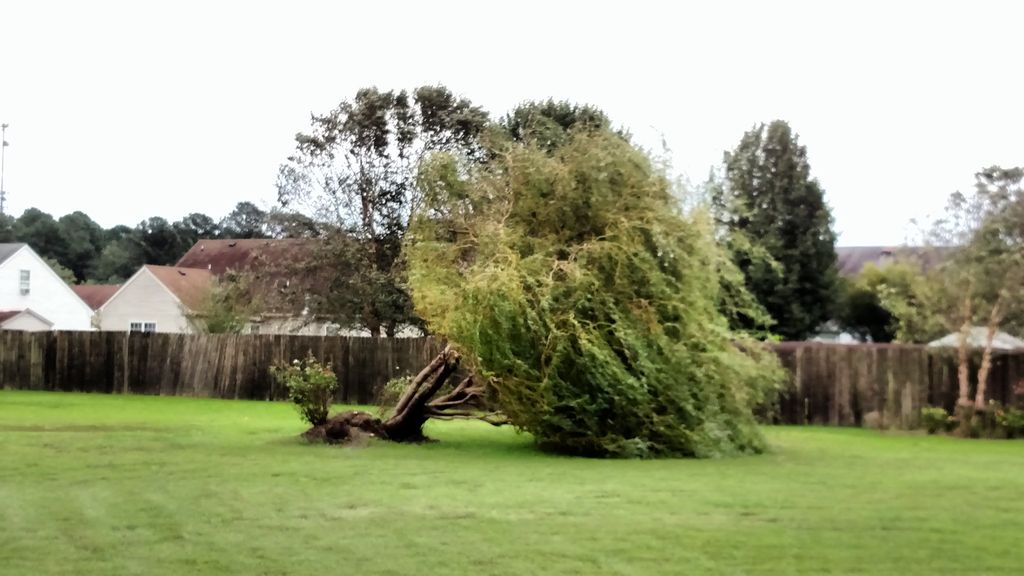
top-left (407, 126), bottom-right (782, 458)
top-left (277, 85), bottom-right (489, 337)
top-left (711, 120), bottom-right (839, 340)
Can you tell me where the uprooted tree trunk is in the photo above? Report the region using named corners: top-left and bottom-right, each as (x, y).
top-left (305, 345), bottom-right (505, 445)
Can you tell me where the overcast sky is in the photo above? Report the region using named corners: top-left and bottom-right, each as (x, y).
top-left (1, 0), bottom-right (1020, 245)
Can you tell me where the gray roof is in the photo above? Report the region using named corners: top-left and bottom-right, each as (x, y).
top-left (0, 243), bottom-right (27, 266)
top-left (835, 246), bottom-right (944, 278)
top-left (928, 328), bottom-right (1024, 351)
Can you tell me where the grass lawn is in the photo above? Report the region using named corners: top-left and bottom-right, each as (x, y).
top-left (1, 391), bottom-right (1023, 575)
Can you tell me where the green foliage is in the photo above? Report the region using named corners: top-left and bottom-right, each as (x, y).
top-left (270, 353), bottom-right (338, 426)
top-left (42, 257), bottom-right (76, 285)
top-left (912, 167), bottom-right (1024, 339)
top-left (920, 406), bottom-right (953, 434)
top-left (56, 211), bottom-right (105, 282)
top-left (499, 99), bottom-right (618, 151)
top-left (194, 273), bottom-right (256, 334)
top-left (995, 405), bottom-right (1024, 439)
top-left (218, 201), bottom-right (269, 239)
top-left (376, 375), bottom-right (412, 413)
top-left (277, 85), bottom-right (489, 336)
top-left (409, 127), bottom-right (783, 458)
top-left (838, 262), bottom-right (942, 343)
top-left (711, 120), bottom-right (839, 340)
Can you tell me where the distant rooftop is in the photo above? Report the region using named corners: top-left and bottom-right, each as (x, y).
top-left (0, 243), bottom-right (26, 266)
top-left (71, 284), bottom-right (121, 311)
top-left (835, 246), bottom-right (942, 278)
top-left (175, 239), bottom-right (314, 275)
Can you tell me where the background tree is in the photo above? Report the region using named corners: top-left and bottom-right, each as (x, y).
top-left (499, 99), bottom-right (617, 151)
top-left (130, 217), bottom-right (191, 266)
top-left (837, 262), bottom-right (938, 343)
top-left (0, 213), bottom-right (16, 242)
top-left (219, 202), bottom-right (268, 239)
top-left (406, 126), bottom-right (782, 457)
top-left (174, 212), bottom-right (221, 246)
top-left (277, 85), bottom-right (488, 337)
top-left (192, 273), bottom-right (257, 333)
top-left (711, 121), bottom-right (839, 340)
top-left (907, 166), bottom-right (1024, 433)
top-left (56, 211), bottom-right (105, 282)
top-left (42, 256), bottom-right (76, 284)
top-left (13, 208), bottom-right (69, 266)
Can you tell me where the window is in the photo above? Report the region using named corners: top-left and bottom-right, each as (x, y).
top-left (129, 322), bottom-right (157, 333)
top-left (19, 270), bottom-right (30, 295)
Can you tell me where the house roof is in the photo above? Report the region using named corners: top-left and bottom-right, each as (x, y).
top-left (71, 284), bottom-right (121, 311)
top-left (0, 308), bottom-right (54, 328)
top-left (928, 328), bottom-right (1024, 351)
top-left (0, 243), bottom-right (27, 266)
top-left (144, 265), bottom-right (213, 311)
top-left (835, 246), bottom-right (941, 277)
top-left (175, 239), bottom-right (314, 275)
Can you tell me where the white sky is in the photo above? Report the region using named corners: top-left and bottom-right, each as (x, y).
top-left (1, 0), bottom-right (1020, 245)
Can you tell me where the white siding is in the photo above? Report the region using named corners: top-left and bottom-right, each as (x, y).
top-left (0, 248), bottom-right (93, 330)
top-left (98, 269), bottom-right (197, 333)
top-left (1, 312), bottom-right (52, 332)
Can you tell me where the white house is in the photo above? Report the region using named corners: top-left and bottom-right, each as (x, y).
top-left (0, 309), bottom-right (54, 331)
top-left (98, 265), bottom-right (212, 333)
top-left (0, 243), bottom-right (94, 331)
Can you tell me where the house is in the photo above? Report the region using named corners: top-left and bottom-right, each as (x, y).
top-left (0, 243), bottom-right (94, 330)
top-left (0, 309), bottom-right (53, 331)
top-left (71, 284), bottom-right (121, 328)
top-left (97, 265), bottom-right (212, 333)
top-left (71, 284), bottom-right (121, 311)
top-left (835, 246), bottom-right (941, 278)
top-left (176, 238), bottom-right (422, 337)
top-left (176, 238), bottom-right (339, 336)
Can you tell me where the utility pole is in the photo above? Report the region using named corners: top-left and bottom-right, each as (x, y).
top-left (1, 123), bottom-right (8, 216)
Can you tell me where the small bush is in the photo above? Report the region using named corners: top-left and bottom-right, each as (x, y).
top-left (920, 406), bottom-right (952, 435)
top-left (376, 375), bottom-right (412, 414)
top-left (271, 352), bottom-right (337, 426)
top-left (995, 406), bottom-right (1024, 439)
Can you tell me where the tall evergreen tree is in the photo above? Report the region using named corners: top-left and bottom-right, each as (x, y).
top-left (711, 120), bottom-right (839, 340)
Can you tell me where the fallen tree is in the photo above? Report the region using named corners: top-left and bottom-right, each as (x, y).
top-left (305, 345), bottom-right (504, 444)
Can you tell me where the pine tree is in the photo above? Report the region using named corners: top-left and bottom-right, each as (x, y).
top-left (712, 120), bottom-right (839, 340)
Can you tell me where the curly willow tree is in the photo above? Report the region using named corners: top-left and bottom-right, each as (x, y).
top-left (402, 129), bottom-right (783, 458)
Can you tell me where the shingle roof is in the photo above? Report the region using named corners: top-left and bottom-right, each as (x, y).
top-left (835, 246), bottom-right (940, 277)
top-left (0, 310), bottom-right (20, 323)
top-left (71, 284), bottom-right (121, 311)
top-left (0, 243), bottom-right (26, 266)
top-left (144, 266), bottom-right (212, 311)
top-left (175, 239), bottom-right (314, 275)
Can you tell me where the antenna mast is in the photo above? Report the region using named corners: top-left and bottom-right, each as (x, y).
top-left (0, 123), bottom-right (8, 216)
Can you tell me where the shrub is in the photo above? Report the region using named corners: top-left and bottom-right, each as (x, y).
top-left (920, 406), bottom-right (952, 435)
top-left (995, 406), bottom-right (1024, 439)
top-left (271, 352), bottom-right (338, 426)
top-left (376, 375), bottom-right (412, 414)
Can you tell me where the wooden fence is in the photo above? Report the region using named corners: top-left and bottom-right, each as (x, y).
top-left (2, 332), bottom-right (1022, 428)
top-left (0, 331), bottom-right (442, 405)
top-left (772, 342), bottom-right (1024, 428)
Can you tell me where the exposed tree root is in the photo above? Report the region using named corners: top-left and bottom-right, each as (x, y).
top-left (303, 345), bottom-right (506, 445)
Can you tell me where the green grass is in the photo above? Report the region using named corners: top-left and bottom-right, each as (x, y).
top-left (1, 391), bottom-right (1023, 575)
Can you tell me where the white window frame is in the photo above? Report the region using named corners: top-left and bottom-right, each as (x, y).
top-left (129, 321), bottom-right (157, 333)
top-left (19, 270), bottom-right (30, 295)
